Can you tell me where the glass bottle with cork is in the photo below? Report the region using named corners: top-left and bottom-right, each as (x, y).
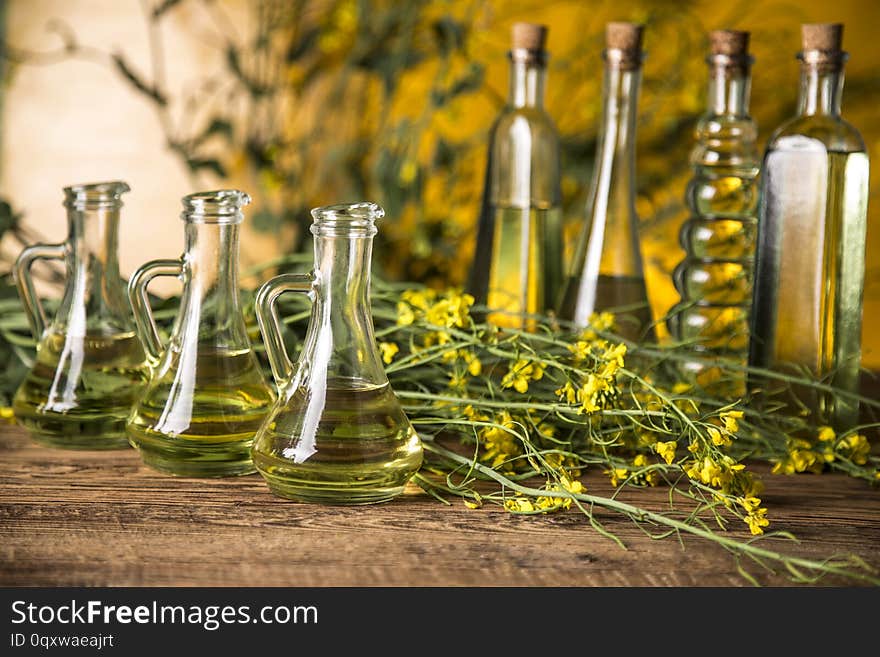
top-left (559, 22), bottom-right (654, 342)
top-left (749, 23), bottom-right (869, 431)
top-left (468, 22), bottom-right (563, 329)
top-left (668, 30), bottom-right (760, 395)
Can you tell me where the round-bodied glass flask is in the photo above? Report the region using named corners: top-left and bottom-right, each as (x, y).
top-left (252, 202), bottom-right (423, 504)
top-left (12, 181), bottom-right (150, 449)
top-left (125, 190), bottom-right (275, 476)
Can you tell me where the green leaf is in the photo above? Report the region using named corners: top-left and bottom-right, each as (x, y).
top-left (185, 157), bottom-right (227, 178)
top-left (431, 16), bottom-right (466, 55)
top-left (193, 118), bottom-right (234, 146)
top-left (0, 199), bottom-right (20, 239)
top-left (151, 0), bottom-right (183, 20)
top-left (111, 53), bottom-right (167, 106)
top-left (286, 28), bottom-right (320, 62)
top-left (251, 208), bottom-right (280, 233)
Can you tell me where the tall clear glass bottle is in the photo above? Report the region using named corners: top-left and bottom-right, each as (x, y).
top-left (668, 30), bottom-right (759, 394)
top-left (559, 22), bottom-right (654, 341)
top-left (749, 24), bottom-right (869, 431)
top-left (12, 181), bottom-right (150, 449)
top-left (252, 203), bottom-right (423, 504)
top-left (468, 22), bottom-right (563, 329)
top-left (126, 190), bottom-right (275, 476)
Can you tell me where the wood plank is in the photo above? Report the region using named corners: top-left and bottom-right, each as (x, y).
top-left (0, 425), bottom-right (878, 587)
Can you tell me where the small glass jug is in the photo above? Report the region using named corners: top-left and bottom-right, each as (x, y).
top-left (252, 202), bottom-right (423, 504)
top-left (126, 190), bottom-right (275, 477)
top-left (12, 181), bottom-right (149, 449)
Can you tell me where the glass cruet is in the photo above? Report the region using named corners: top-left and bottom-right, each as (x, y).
top-left (252, 202), bottom-right (423, 504)
top-left (12, 181), bottom-right (150, 449)
top-left (125, 190), bottom-right (275, 477)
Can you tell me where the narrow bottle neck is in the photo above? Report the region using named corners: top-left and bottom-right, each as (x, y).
top-left (54, 204), bottom-right (131, 333)
top-left (509, 56), bottom-right (546, 109)
top-left (183, 221), bottom-right (241, 304)
top-left (67, 206), bottom-right (122, 279)
top-left (707, 59), bottom-right (751, 116)
top-left (797, 60), bottom-right (844, 117)
top-left (594, 57), bottom-right (641, 209)
top-left (313, 234), bottom-right (373, 316)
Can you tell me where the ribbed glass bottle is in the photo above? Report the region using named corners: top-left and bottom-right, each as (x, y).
top-left (559, 22), bottom-right (654, 342)
top-left (749, 24), bottom-right (869, 431)
top-left (467, 22), bottom-right (563, 329)
top-left (668, 30), bottom-right (759, 395)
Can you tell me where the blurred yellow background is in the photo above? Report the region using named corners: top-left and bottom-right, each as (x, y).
top-left (1, 1), bottom-right (878, 365)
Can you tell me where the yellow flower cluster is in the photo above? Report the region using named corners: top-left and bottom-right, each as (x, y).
top-left (503, 473), bottom-right (585, 513)
top-left (444, 348), bottom-right (483, 392)
top-left (772, 427), bottom-right (873, 475)
top-left (685, 455), bottom-right (745, 489)
top-left (607, 454), bottom-right (660, 487)
top-left (741, 495), bottom-right (771, 536)
top-left (479, 410), bottom-right (521, 469)
top-left (554, 338), bottom-right (628, 415)
top-left (580, 311), bottom-right (616, 341)
top-left (378, 342), bottom-right (399, 364)
top-left (705, 410), bottom-right (743, 447)
top-left (397, 288), bottom-right (474, 336)
top-left (442, 348), bottom-right (482, 375)
top-left (501, 359), bottom-right (544, 394)
top-left (653, 440), bottom-right (678, 464)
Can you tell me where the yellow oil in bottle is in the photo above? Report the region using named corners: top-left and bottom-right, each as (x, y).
top-left (13, 331), bottom-right (149, 449)
top-left (750, 148), bottom-right (868, 429)
top-left (252, 380), bottom-right (423, 505)
top-left (126, 346), bottom-right (274, 477)
top-left (482, 204), bottom-right (563, 329)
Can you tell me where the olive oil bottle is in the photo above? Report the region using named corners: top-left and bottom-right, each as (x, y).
top-left (253, 382), bottom-right (421, 504)
top-left (253, 203), bottom-right (423, 504)
top-left (484, 205), bottom-right (563, 327)
top-left (468, 23), bottom-right (563, 329)
top-left (559, 23), bottom-right (654, 341)
top-left (12, 181), bottom-right (150, 449)
top-left (14, 332), bottom-right (148, 449)
top-left (667, 30), bottom-right (760, 395)
top-left (126, 190), bottom-right (275, 476)
top-left (749, 24), bottom-right (869, 431)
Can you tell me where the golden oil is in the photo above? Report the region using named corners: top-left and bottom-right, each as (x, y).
top-left (13, 331), bottom-right (149, 449)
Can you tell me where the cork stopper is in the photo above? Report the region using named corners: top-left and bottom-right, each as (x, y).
top-left (605, 22), bottom-right (644, 70)
top-left (800, 23), bottom-right (845, 71)
top-left (606, 22), bottom-right (644, 52)
top-left (802, 23), bottom-right (843, 52)
top-left (511, 22), bottom-right (548, 52)
top-left (710, 30), bottom-right (750, 56)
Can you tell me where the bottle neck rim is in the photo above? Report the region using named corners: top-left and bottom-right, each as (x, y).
top-left (508, 55), bottom-right (547, 109)
top-left (796, 51), bottom-right (846, 117)
top-left (705, 53), bottom-right (752, 116)
top-left (181, 189), bottom-right (250, 224)
top-left (311, 202), bottom-right (383, 238)
top-left (603, 47), bottom-right (644, 72)
top-left (508, 48), bottom-right (547, 66)
top-left (63, 181), bottom-right (130, 212)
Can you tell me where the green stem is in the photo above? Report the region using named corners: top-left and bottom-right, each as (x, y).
top-left (424, 439), bottom-right (880, 585)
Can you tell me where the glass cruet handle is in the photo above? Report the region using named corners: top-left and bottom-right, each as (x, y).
top-left (13, 242), bottom-right (67, 340)
top-left (255, 272), bottom-right (314, 387)
top-left (128, 258), bottom-right (184, 363)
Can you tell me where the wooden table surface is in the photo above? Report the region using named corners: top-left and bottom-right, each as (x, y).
top-left (1, 424), bottom-right (878, 587)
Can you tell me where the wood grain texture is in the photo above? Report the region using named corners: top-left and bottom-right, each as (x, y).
top-left (0, 425), bottom-right (877, 587)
